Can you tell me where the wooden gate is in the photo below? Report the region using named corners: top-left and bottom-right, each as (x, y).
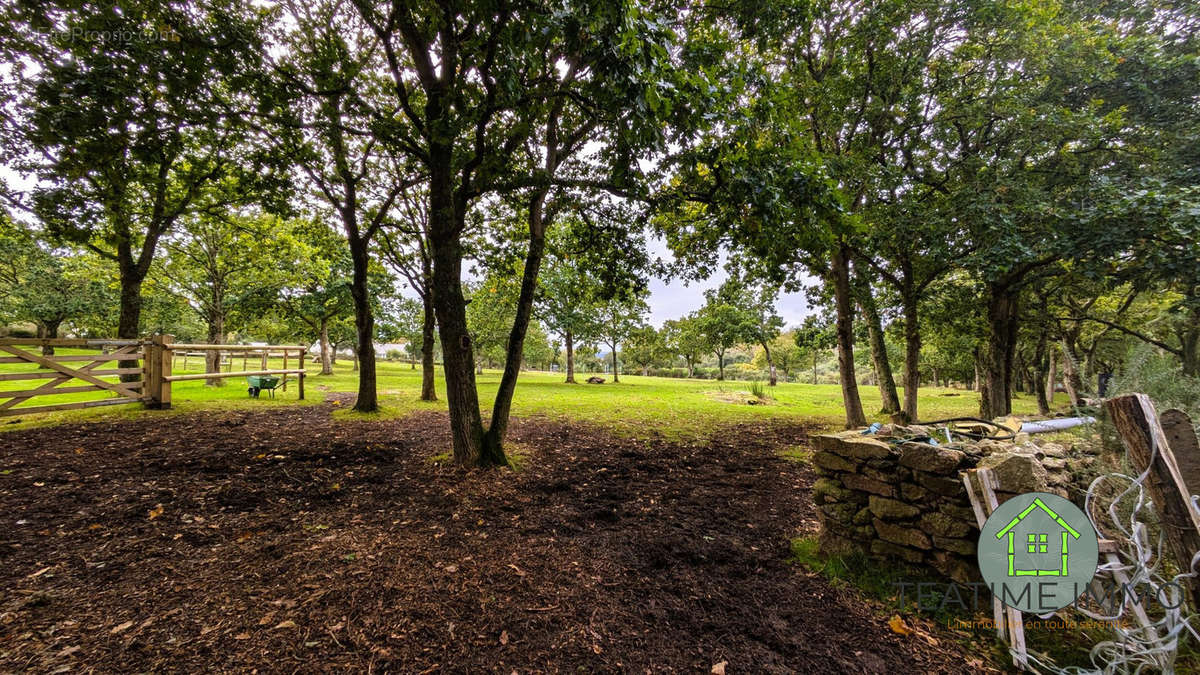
top-left (0, 338), bottom-right (147, 417)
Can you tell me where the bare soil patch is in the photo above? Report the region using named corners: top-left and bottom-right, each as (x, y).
top-left (1, 397), bottom-right (974, 672)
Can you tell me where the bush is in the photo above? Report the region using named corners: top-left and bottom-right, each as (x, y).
top-left (749, 380), bottom-right (765, 399)
top-left (385, 349), bottom-right (404, 361)
top-left (1111, 343), bottom-right (1200, 436)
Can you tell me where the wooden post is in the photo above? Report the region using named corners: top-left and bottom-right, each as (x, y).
top-left (1162, 410), bottom-right (1200, 495)
top-left (158, 335), bottom-right (174, 409)
top-left (282, 349), bottom-right (288, 392)
top-left (142, 338), bottom-right (159, 407)
top-left (1106, 394), bottom-right (1200, 609)
top-left (299, 349), bottom-right (306, 400)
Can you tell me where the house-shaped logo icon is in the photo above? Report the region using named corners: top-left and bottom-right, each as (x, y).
top-left (994, 496), bottom-right (1082, 577)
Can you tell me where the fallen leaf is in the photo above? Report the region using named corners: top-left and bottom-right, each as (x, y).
top-left (274, 620), bottom-right (297, 630)
top-left (234, 633), bottom-right (251, 640)
top-left (444, 564), bottom-right (458, 573)
top-left (111, 621), bottom-right (134, 634)
top-left (499, 630), bottom-right (508, 645)
top-left (148, 504), bottom-right (164, 520)
top-left (711, 661), bottom-right (728, 675)
top-left (888, 615), bottom-right (911, 636)
top-left (592, 643), bottom-right (602, 654)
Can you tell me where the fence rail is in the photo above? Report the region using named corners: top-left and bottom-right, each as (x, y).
top-left (0, 335), bottom-right (306, 417)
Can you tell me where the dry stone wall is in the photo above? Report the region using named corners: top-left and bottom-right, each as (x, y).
top-left (812, 426), bottom-right (1091, 583)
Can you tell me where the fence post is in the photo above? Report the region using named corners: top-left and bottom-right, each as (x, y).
top-left (142, 338), bottom-right (159, 407)
top-left (299, 348), bottom-right (306, 400)
top-left (159, 335), bottom-right (174, 409)
top-left (1106, 394), bottom-right (1200, 610)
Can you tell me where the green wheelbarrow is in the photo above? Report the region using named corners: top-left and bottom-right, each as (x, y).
top-left (247, 375), bottom-right (281, 398)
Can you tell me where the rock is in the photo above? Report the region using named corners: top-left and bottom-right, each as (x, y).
top-left (870, 540), bottom-right (924, 564)
top-left (842, 473), bottom-right (896, 497)
top-left (938, 504), bottom-right (978, 523)
top-left (1038, 442), bottom-right (1068, 458)
top-left (874, 518), bottom-right (931, 549)
top-left (978, 452), bottom-right (1049, 493)
top-left (869, 495), bottom-right (921, 521)
top-left (932, 536), bottom-right (976, 556)
top-left (813, 478), bottom-right (860, 504)
top-left (853, 507), bottom-right (873, 525)
top-left (586, 376), bottom-right (605, 384)
top-left (1041, 457), bottom-right (1067, 471)
top-left (918, 473), bottom-right (965, 496)
top-left (811, 431), bottom-right (860, 453)
top-left (819, 531), bottom-right (865, 556)
top-left (819, 502), bottom-right (860, 525)
top-left (812, 451), bottom-right (858, 473)
top-left (899, 443), bottom-right (966, 474)
top-left (839, 438), bottom-right (894, 460)
top-left (920, 512), bottom-right (973, 538)
top-left (930, 552), bottom-right (978, 584)
top-left (901, 483), bottom-right (929, 501)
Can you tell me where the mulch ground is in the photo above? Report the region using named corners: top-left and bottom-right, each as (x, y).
top-left (1, 396), bottom-right (979, 673)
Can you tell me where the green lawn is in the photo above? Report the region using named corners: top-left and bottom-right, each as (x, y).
top-left (1, 348), bottom-right (1055, 437)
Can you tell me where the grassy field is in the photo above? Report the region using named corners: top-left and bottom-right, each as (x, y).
top-left (1, 347), bottom-right (1055, 436)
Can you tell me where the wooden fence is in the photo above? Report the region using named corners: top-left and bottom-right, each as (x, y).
top-left (0, 335), bottom-right (306, 417)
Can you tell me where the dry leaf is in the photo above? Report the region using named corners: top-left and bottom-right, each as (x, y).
top-left (888, 615), bottom-right (911, 636)
top-left (592, 643), bottom-right (602, 654)
top-left (274, 620), bottom-right (297, 630)
top-left (711, 661), bottom-right (728, 674)
top-left (234, 633), bottom-right (251, 640)
top-left (148, 504), bottom-right (164, 520)
top-left (110, 621), bottom-right (134, 634)
top-left (444, 564), bottom-right (458, 573)
top-left (499, 630), bottom-right (509, 645)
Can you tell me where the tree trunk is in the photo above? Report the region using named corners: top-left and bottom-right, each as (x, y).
top-left (482, 191), bottom-right (549, 460)
top-left (347, 230), bottom-right (377, 412)
top-left (1061, 337), bottom-right (1083, 408)
top-left (717, 349), bottom-right (725, 381)
top-left (979, 282), bottom-right (1018, 418)
top-left (900, 292), bottom-right (921, 422)
top-left (116, 269), bottom-right (143, 382)
top-left (856, 268), bottom-right (900, 413)
top-left (205, 314), bottom-right (225, 387)
top-left (565, 330), bottom-right (576, 383)
top-left (610, 344), bottom-right (620, 383)
top-left (319, 319), bottom-right (333, 375)
top-left (831, 245), bottom-right (867, 427)
top-left (642, 364), bottom-right (649, 376)
top-left (429, 160), bottom-right (489, 468)
top-left (686, 356), bottom-right (694, 378)
top-left (39, 320), bottom-right (62, 357)
top-left (1181, 322), bottom-right (1200, 377)
top-left (762, 341), bottom-right (777, 386)
top-left (1046, 347), bottom-right (1057, 405)
top-left (1034, 329), bottom-right (1051, 415)
top-left (420, 289), bottom-right (437, 401)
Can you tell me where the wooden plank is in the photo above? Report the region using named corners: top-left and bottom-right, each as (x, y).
top-left (0, 368), bottom-right (142, 382)
top-left (0, 354), bottom-right (143, 364)
top-left (1106, 394), bottom-right (1200, 609)
top-left (0, 397), bottom-right (140, 418)
top-left (963, 471), bottom-right (1007, 642)
top-left (170, 343), bottom-right (306, 351)
top-left (158, 335), bottom-right (173, 409)
top-left (979, 468), bottom-right (1027, 670)
top-left (0, 384), bottom-right (142, 399)
top-left (1162, 409), bottom-right (1200, 499)
top-left (0, 345), bottom-right (142, 399)
top-left (0, 338), bottom-right (142, 347)
top-left (163, 369), bottom-right (305, 382)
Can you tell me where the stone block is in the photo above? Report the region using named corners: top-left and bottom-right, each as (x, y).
top-left (870, 540), bottom-right (924, 564)
top-left (873, 518), bottom-right (931, 549)
top-left (869, 495), bottom-right (921, 521)
top-left (812, 451), bottom-right (858, 473)
top-left (921, 512), bottom-right (973, 538)
top-left (842, 473), bottom-right (896, 497)
top-left (899, 443), bottom-right (966, 474)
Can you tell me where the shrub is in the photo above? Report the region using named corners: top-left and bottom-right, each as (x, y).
top-left (386, 349), bottom-right (404, 361)
top-left (1111, 343), bottom-right (1200, 436)
top-left (749, 380), bottom-right (765, 399)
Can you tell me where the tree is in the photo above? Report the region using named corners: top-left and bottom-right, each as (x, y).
top-left (595, 295), bottom-right (648, 383)
top-left (352, 0), bottom-right (677, 466)
top-left (753, 332), bottom-right (802, 381)
top-left (1, 0), bottom-right (272, 349)
top-left (536, 245), bottom-right (602, 384)
top-left (269, 0), bottom-right (415, 412)
top-left (662, 315), bottom-right (708, 378)
top-left (276, 221), bottom-right (355, 375)
top-left (722, 277), bottom-right (785, 385)
top-left (378, 189), bottom-right (437, 399)
top-left (0, 222), bottom-right (110, 354)
top-left (795, 315), bottom-right (837, 385)
top-left (158, 210), bottom-right (282, 385)
top-left (695, 289), bottom-right (751, 382)
top-left (624, 325), bottom-right (666, 376)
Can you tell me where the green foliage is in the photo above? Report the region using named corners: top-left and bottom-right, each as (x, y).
top-left (1112, 343), bottom-right (1200, 436)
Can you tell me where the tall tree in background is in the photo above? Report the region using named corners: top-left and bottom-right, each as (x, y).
top-left (270, 0), bottom-right (412, 412)
top-left (159, 210), bottom-right (282, 385)
top-left (379, 190), bottom-right (437, 400)
top-left (0, 0), bottom-right (272, 349)
top-left (662, 315), bottom-right (708, 378)
top-left (596, 294), bottom-right (648, 384)
top-left (352, 0), bottom-right (678, 466)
